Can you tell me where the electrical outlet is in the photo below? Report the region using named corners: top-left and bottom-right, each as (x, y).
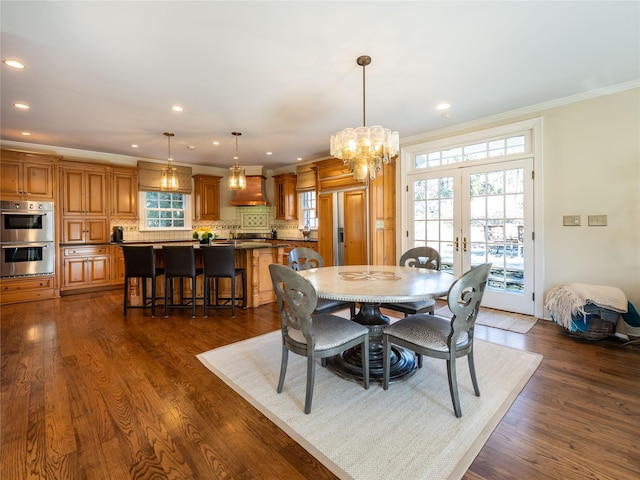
top-left (588, 215), bottom-right (607, 226)
top-left (563, 215), bottom-right (581, 226)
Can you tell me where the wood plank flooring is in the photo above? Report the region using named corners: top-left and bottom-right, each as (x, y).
top-left (1, 290), bottom-right (639, 479)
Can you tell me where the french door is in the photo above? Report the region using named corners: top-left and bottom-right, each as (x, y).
top-left (408, 158), bottom-right (534, 314)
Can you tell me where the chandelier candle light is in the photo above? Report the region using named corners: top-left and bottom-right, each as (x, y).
top-left (228, 131), bottom-right (247, 190)
top-left (161, 132), bottom-right (178, 190)
top-left (330, 55), bottom-right (399, 182)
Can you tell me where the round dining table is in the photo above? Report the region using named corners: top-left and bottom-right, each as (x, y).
top-left (297, 265), bottom-right (456, 382)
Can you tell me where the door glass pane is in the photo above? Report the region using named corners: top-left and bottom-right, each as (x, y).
top-left (413, 176), bottom-right (454, 274)
top-left (469, 168), bottom-right (524, 294)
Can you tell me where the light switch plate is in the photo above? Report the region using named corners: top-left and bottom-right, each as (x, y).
top-left (588, 215), bottom-right (607, 226)
top-left (563, 215), bottom-right (581, 226)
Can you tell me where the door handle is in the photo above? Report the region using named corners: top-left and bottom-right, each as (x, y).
top-left (463, 237), bottom-right (468, 252)
top-left (454, 237), bottom-right (459, 252)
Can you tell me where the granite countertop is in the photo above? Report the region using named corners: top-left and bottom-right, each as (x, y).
top-left (108, 240), bottom-right (289, 250)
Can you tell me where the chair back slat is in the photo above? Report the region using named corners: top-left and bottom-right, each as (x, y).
top-left (288, 247), bottom-right (324, 271)
top-left (399, 246), bottom-right (441, 270)
top-left (447, 263), bottom-right (492, 343)
top-left (269, 263), bottom-right (317, 338)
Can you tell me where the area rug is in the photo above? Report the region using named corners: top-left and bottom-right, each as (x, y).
top-left (433, 305), bottom-right (537, 334)
top-left (197, 332), bottom-right (542, 480)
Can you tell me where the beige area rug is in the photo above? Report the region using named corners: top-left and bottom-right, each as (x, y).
top-left (433, 305), bottom-right (538, 334)
top-left (197, 332), bottom-right (542, 480)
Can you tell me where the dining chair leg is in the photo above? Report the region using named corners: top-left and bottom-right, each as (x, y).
top-left (447, 357), bottom-right (462, 418)
top-left (277, 345), bottom-right (289, 393)
top-left (305, 354), bottom-right (316, 414)
top-left (231, 275), bottom-right (236, 318)
top-left (164, 278), bottom-right (169, 318)
top-left (361, 335), bottom-right (370, 389)
top-left (468, 350), bottom-right (480, 397)
top-left (382, 335), bottom-right (391, 390)
top-left (203, 278), bottom-right (209, 318)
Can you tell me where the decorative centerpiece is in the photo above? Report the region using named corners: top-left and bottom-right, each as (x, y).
top-left (193, 227), bottom-right (215, 245)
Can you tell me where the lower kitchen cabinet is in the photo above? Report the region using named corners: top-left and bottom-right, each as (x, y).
top-left (0, 276), bottom-right (57, 305)
top-left (62, 245), bottom-right (111, 291)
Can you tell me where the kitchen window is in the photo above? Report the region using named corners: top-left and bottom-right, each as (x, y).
top-left (139, 191), bottom-right (192, 230)
top-left (299, 191), bottom-right (317, 229)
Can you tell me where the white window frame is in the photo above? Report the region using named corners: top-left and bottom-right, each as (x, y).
top-left (298, 190), bottom-right (318, 229)
top-left (138, 191), bottom-right (193, 231)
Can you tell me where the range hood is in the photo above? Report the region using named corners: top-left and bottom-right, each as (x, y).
top-left (230, 175), bottom-right (268, 206)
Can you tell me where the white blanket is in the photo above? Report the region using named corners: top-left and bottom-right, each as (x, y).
top-left (545, 283), bottom-right (628, 329)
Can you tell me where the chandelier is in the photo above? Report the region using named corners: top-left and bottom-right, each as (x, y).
top-left (161, 132), bottom-right (178, 190)
top-left (330, 55), bottom-right (399, 182)
top-left (228, 131), bottom-right (247, 190)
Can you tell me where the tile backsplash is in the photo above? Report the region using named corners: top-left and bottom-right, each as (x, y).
top-left (111, 205), bottom-right (313, 242)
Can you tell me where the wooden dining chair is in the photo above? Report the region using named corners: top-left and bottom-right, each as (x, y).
top-left (269, 263), bottom-right (370, 414)
top-left (288, 247), bottom-right (356, 318)
top-left (381, 246), bottom-right (441, 317)
top-left (382, 263), bottom-right (492, 417)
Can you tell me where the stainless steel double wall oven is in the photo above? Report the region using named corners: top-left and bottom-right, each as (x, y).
top-left (0, 201), bottom-right (55, 277)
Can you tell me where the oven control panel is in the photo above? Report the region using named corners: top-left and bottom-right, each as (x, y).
top-left (0, 201), bottom-right (54, 212)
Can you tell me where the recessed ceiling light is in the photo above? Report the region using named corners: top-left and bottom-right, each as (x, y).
top-left (21, 132), bottom-right (31, 136)
top-left (171, 105), bottom-right (183, 112)
top-left (297, 157), bottom-right (302, 161)
top-left (14, 102), bottom-right (29, 110)
top-left (436, 103), bottom-right (450, 110)
top-left (131, 144), bottom-right (138, 148)
top-left (3, 59), bottom-right (24, 69)
top-left (266, 152), bottom-right (272, 156)
top-left (212, 141), bottom-right (220, 146)
top-left (188, 145), bottom-right (196, 150)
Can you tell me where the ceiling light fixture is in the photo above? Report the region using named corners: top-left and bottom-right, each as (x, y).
top-left (3, 59), bottom-right (25, 69)
top-left (330, 55), bottom-right (399, 182)
top-left (228, 132), bottom-right (247, 190)
top-left (13, 102), bottom-right (29, 110)
top-left (161, 132), bottom-right (178, 191)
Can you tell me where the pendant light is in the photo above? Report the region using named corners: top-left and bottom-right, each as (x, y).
top-left (228, 131), bottom-right (247, 190)
top-left (330, 55), bottom-right (399, 182)
top-left (161, 132), bottom-right (178, 190)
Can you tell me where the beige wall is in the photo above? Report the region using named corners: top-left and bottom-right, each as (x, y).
top-left (541, 88), bottom-right (640, 308)
top-left (402, 87), bottom-right (640, 312)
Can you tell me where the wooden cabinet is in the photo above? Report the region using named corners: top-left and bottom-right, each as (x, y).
top-left (61, 245), bottom-right (111, 291)
top-left (0, 150), bottom-right (56, 200)
top-left (111, 167), bottom-right (138, 218)
top-left (0, 276), bottom-right (57, 305)
top-left (315, 157), bottom-right (395, 266)
top-left (111, 245), bottom-right (125, 285)
top-left (273, 173), bottom-right (297, 220)
top-left (274, 240), bottom-right (318, 265)
top-left (60, 163), bottom-right (109, 243)
top-left (193, 174), bottom-right (221, 220)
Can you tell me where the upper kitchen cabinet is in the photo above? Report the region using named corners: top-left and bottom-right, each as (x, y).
top-left (273, 173), bottom-right (297, 220)
top-left (193, 174), bottom-right (221, 221)
top-left (0, 150), bottom-right (57, 200)
top-left (111, 166), bottom-right (138, 218)
top-left (60, 161), bottom-right (109, 243)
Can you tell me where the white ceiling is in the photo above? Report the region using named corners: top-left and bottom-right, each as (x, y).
top-left (1, 1), bottom-right (639, 170)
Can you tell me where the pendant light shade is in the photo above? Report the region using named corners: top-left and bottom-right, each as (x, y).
top-left (161, 132), bottom-right (178, 190)
top-left (228, 131), bottom-right (247, 190)
top-left (330, 55), bottom-right (399, 182)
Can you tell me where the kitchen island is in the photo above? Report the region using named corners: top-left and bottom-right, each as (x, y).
top-left (119, 241), bottom-right (288, 309)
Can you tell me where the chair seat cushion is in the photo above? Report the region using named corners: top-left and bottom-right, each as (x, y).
top-left (384, 314), bottom-right (469, 352)
top-left (288, 314), bottom-right (368, 351)
top-left (381, 299), bottom-right (435, 314)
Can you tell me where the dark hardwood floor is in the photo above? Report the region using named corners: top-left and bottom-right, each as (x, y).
top-left (1, 290), bottom-right (639, 479)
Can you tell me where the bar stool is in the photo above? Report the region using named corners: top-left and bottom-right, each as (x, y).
top-left (201, 245), bottom-right (246, 318)
top-left (162, 246), bottom-right (203, 318)
top-left (123, 245), bottom-right (164, 318)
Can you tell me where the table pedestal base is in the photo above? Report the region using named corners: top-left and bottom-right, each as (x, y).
top-left (327, 302), bottom-right (417, 383)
